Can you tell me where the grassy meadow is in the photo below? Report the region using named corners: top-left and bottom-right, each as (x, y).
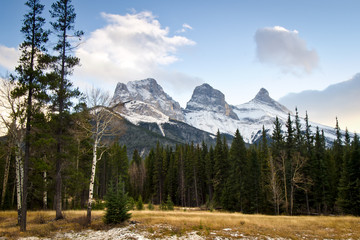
top-left (0, 208), bottom-right (359, 239)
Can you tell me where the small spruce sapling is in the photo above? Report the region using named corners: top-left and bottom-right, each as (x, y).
top-left (136, 196), bottom-right (144, 210)
top-left (104, 182), bottom-right (131, 224)
top-left (148, 201), bottom-right (154, 210)
top-left (166, 195), bottom-right (174, 211)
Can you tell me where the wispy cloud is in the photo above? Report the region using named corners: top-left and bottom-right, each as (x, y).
top-left (75, 11), bottom-right (199, 94)
top-left (176, 23), bottom-right (193, 33)
top-left (0, 45), bottom-right (19, 71)
top-left (255, 26), bottom-right (319, 74)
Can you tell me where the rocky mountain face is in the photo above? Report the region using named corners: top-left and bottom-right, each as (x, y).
top-left (252, 88), bottom-right (290, 113)
top-left (185, 83), bottom-right (239, 120)
top-left (112, 78), bottom-right (342, 146)
top-left (112, 78), bottom-right (184, 121)
top-left (185, 85), bottom-right (293, 143)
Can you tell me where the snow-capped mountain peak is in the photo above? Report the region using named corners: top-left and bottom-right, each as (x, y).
top-left (250, 88), bottom-right (291, 114)
top-left (254, 88), bottom-right (271, 102)
top-left (112, 78), bottom-right (184, 121)
top-left (186, 83), bottom-right (238, 120)
top-left (112, 79), bottom-right (341, 145)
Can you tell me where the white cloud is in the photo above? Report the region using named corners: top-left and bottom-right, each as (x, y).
top-left (75, 11), bottom-right (199, 97)
top-left (0, 45), bottom-right (19, 71)
top-left (255, 26), bottom-right (319, 73)
top-left (176, 23), bottom-right (193, 33)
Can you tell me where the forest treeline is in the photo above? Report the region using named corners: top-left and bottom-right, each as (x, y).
top-left (117, 113), bottom-right (360, 216)
top-left (1, 110), bottom-right (360, 216)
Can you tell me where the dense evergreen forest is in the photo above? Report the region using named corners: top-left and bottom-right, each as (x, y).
top-left (0, 0), bottom-right (359, 232)
top-left (1, 109), bottom-right (360, 217)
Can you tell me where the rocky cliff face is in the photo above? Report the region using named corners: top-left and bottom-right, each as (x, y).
top-left (112, 78), bottom-right (184, 121)
top-left (186, 83), bottom-right (239, 120)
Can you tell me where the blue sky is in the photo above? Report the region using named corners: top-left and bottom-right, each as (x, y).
top-left (1, 0), bottom-right (360, 131)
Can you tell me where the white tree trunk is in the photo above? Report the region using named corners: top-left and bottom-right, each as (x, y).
top-left (43, 171), bottom-right (47, 210)
top-left (15, 140), bottom-right (23, 224)
top-left (1, 154), bottom-right (11, 208)
top-left (87, 139), bottom-right (98, 224)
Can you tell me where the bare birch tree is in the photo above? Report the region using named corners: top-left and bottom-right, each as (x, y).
top-left (268, 154), bottom-right (282, 215)
top-left (83, 88), bottom-right (123, 224)
top-left (280, 150), bottom-right (289, 214)
top-left (290, 152), bottom-right (307, 215)
top-left (0, 78), bottom-right (25, 223)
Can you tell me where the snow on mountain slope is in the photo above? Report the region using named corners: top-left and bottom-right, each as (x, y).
top-left (186, 83), bottom-right (238, 120)
top-left (185, 110), bottom-right (267, 143)
top-left (111, 78), bottom-right (343, 145)
top-left (184, 85), bottom-right (291, 142)
top-left (112, 78), bottom-right (184, 121)
top-left (184, 85), bottom-right (341, 144)
top-left (118, 100), bottom-right (169, 125)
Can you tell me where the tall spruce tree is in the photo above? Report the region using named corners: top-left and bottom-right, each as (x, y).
top-left (337, 130), bottom-right (352, 213)
top-left (333, 118), bottom-right (343, 187)
top-left (337, 134), bottom-right (360, 215)
top-left (205, 145), bottom-right (215, 203)
top-left (11, 0), bottom-right (49, 231)
top-left (259, 126), bottom-right (272, 213)
top-left (303, 111), bottom-right (313, 215)
top-left (247, 147), bottom-right (261, 213)
top-left (49, 0), bottom-right (83, 220)
top-left (224, 129), bottom-right (247, 211)
top-left (271, 116), bottom-right (284, 157)
top-left (213, 130), bottom-right (229, 206)
top-left (285, 113), bottom-right (295, 214)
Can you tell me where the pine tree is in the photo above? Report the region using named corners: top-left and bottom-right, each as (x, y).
top-left (104, 181), bottom-right (131, 224)
top-left (205, 145), bottom-right (215, 204)
top-left (166, 194), bottom-right (174, 210)
top-left (271, 116), bottom-right (284, 157)
top-left (302, 111), bottom-right (313, 215)
top-left (49, 0), bottom-right (83, 220)
top-left (338, 134), bottom-right (360, 215)
top-left (136, 195), bottom-right (144, 210)
top-left (294, 108), bottom-right (305, 155)
top-left (129, 149), bottom-right (145, 199)
top-left (213, 130), bottom-right (229, 206)
top-left (259, 126), bottom-right (272, 213)
top-left (247, 147), bottom-right (261, 213)
top-left (144, 149), bottom-right (155, 202)
top-left (285, 113), bottom-right (295, 215)
top-left (224, 129), bottom-right (247, 212)
top-left (165, 149), bottom-right (177, 205)
top-left (332, 118), bottom-right (343, 188)
top-left (153, 143), bottom-right (166, 204)
top-left (313, 127), bottom-right (335, 213)
top-left (11, 0), bottom-right (49, 231)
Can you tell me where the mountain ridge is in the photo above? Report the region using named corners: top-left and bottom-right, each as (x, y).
top-left (112, 78), bottom-right (345, 145)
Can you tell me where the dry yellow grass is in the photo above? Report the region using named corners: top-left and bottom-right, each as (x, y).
top-left (0, 210), bottom-right (107, 239)
top-left (0, 209), bottom-right (359, 239)
top-left (131, 210), bottom-right (360, 239)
